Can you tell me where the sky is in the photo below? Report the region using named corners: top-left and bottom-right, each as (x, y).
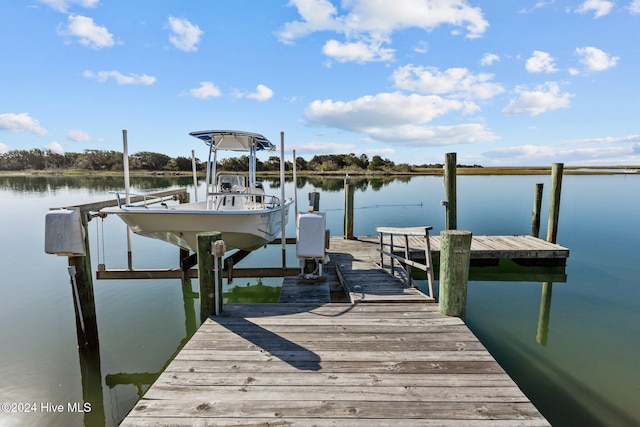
top-left (1, 0), bottom-right (639, 166)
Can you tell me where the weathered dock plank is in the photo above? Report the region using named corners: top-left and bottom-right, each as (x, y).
top-left (361, 234), bottom-right (568, 262)
top-left (121, 303), bottom-right (549, 426)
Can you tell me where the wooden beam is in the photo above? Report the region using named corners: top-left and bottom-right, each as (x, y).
top-left (96, 267), bottom-right (301, 280)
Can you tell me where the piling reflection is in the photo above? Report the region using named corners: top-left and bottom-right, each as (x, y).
top-left (413, 260), bottom-right (564, 348)
top-left (78, 276), bottom-right (287, 426)
top-left (77, 277), bottom-right (198, 426)
top-left (537, 282), bottom-right (553, 347)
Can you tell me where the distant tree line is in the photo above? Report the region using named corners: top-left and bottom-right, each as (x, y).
top-left (0, 149), bottom-right (480, 172)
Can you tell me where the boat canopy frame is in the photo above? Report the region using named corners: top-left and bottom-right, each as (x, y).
top-left (189, 130), bottom-right (275, 199)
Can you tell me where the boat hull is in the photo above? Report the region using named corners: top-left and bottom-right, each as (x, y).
top-left (102, 200), bottom-right (292, 252)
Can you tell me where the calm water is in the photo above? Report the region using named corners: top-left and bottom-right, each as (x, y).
top-left (0, 173), bottom-right (639, 426)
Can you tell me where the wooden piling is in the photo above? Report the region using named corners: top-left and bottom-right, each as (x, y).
top-left (344, 176), bottom-right (354, 239)
top-left (438, 230), bottom-right (472, 318)
top-left (67, 212), bottom-right (99, 350)
top-left (179, 192), bottom-right (191, 283)
top-left (196, 232), bottom-right (223, 324)
top-left (546, 163), bottom-right (564, 243)
top-left (532, 183), bottom-right (544, 238)
top-left (444, 153), bottom-right (457, 230)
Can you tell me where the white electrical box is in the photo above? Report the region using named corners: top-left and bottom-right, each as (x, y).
top-left (296, 212), bottom-right (326, 259)
top-left (45, 208), bottom-right (86, 256)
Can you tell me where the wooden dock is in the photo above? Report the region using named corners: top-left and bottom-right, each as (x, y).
top-left (367, 234), bottom-right (569, 265)
top-left (121, 236), bottom-right (552, 426)
top-left (121, 303), bottom-right (549, 426)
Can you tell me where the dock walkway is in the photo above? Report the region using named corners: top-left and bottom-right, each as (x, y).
top-left (121, 236), bottom-right (551, 426)
top-left (121, 303), bottom-right (549, 426)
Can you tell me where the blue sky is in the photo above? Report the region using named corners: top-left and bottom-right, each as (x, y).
top-left (1, 0), bottom-right (639, 166)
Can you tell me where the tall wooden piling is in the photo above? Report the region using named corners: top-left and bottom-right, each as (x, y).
top-left (344, 176), bottom-right (354, 239)
top-left (444, 153), bottom-right (457, 230)
top-left (532, 183), bottom-right (544, 238)
top-left (438, 230), bottom-right (472, 318)
top-left (197, 232), bottom-right (223, 324)
top-left (546, 163), bottom-right (564, 243)
top-left (67, 213), bottom-right (99, 350)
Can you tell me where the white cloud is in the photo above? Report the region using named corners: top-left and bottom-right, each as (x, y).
top-left (0, 143), bottom-right (9, 154)
top-left (0, 113), bottom-right (49, 136)
top-left (525, 51), bottom-right (558, 73)
top-left (575, 46), bottom-right (619, 72)
top-left (58, 15), bottom-right (114, 49)
top-left (66, 129), bottom-right (93, 142)
top-left (484, 134), bottom-right (640, 165)
top-left (38, 0), bottom-right (99, 13)
top-left (189, 82), bottom-right (222, 99)
top-left (278, 0), bottom-right (489, 63)
top-left (305, 92), bottom-right (467, 131)
top-left (364, 148), bottom-right (396, 157)
top-left (483, 143), bottom-right (637, 165)
top-left (413, 41), bottom-right (429, 54)
top-left (292, 141), bottom-right (357, 155)
top-left (45, 141), bottom-right (64, 154)
top-left (481, 53), bottom-right (500, 66)
top-left (304, 91), bottom-right (498, 146)
top-left (322, 38), bottom-right (394, 63)
top-left (235, 84), bottom-right (274, 101)
top-left (502, 82), bottom-right (573, 116)
top-left (576, 0), bottom-right (614, 18)
top-left (248, 84), bottom-right (274, 101)
top-left (367, 123), bottom-right (499, 146)
top-left (562, 134), bottom-right (640, 145)
top-left (277, 0), bottom-right (341, 43)
top-left (630, 0), bottom-right (640, 13)
top-left (168, 16), bottom-right (203, 52)
top-left (391, 65), bottom-right (504, 100)
top-left (83, 70), bottom-right (156, 85)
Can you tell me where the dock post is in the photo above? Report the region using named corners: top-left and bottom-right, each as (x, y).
top-left (344, 176), bottom-right (354, 239)
top-left (438, 230), bottom-right (472, 318)
top-left (532, 183), bottom-right (544, 238)
top-left (197, 232), bottom-right (223, 324)
top-left (444, 153), bottom-right (457, 230)
top-left (67, 212), bottom-right (99, 350)
top-left (179, 192), bottom-right (191, 284)
top-left (546, 163), bottom-right (564, 243)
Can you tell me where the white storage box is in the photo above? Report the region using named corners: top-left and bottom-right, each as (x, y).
top-left (296, 212), bottom-right (326, 259)
top-left (45, 208), bottom-right (86, 256)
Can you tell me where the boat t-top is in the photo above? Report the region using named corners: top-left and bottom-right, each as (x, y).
top-left (101, 130), bottom-right (293, 252)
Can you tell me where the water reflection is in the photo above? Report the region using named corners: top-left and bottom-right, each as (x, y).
top-left (537, 282), bottom-right (553, 346)
top-left (262, 174), bottom-right (412, 192)
top-left (0, 175), bottom-right (196, 194)
top-left (1, 174), bottom-right (419, 195)
top-left (71, 277), bottom-right (200, 426)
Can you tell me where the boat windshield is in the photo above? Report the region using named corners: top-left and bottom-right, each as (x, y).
top-left (217, 174), bottom-right (246, 192)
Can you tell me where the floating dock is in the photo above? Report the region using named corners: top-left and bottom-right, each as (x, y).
top-left (121, 236), bottom-right (555, 426)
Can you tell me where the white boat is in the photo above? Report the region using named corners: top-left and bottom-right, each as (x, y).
top-left (101, 130), bottom-right (293, 252)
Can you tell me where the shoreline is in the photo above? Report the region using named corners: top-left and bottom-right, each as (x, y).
top-left (1, 165), bottom-right (638, 177)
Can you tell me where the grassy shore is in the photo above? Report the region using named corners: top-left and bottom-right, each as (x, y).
top-left (0, 165), bottom-right (638, 177)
